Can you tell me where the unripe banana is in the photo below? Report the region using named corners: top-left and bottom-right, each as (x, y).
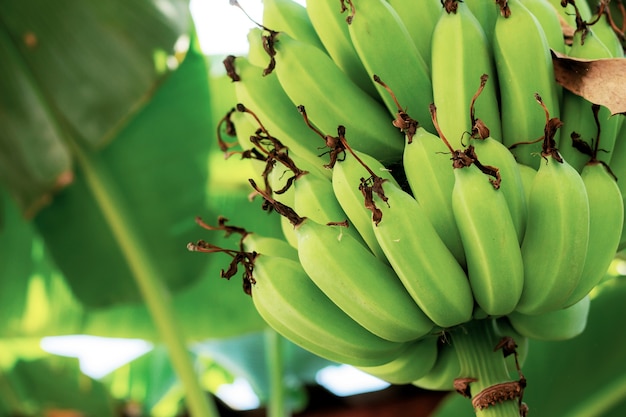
top-left (508, 295), bottom-right (591, 341)
top-left (267, 160), bottom-right (299, 248)
top-left (451, 162), bottom-right (525, 316)
top-left (468, 135), bottom-right (528, 242)
top-left (376, 76), bottom-right (465, 266)
top-left (557, 28), bottom-right (619, 172)
top-left (609, 122), bottom-right (626, 251)
top-left (224, 106), bottom-right (262, 159)
top-left (468, 74), bottom-right (528, 242)
top-left (293, 217), bottom-right (435, 342)
top-left (587, 3), bottom-right (625, 58)
top-left (357, 336), bottom-right (439, 384)
top-left (412, 339), bottom-right (460, 391)
top-left (431, 1), bottom-right (502, 147)
top-left (293, 171), bottom-right (368, 248)
top-left (189, 224), bottom-right (406, 367)
top-left (332, 148), bottom-right (400, 261)
top-left (403, 128), bottom-right (466, 267)
top-left (241, 233), bottom-right (299, 262)
top-left (262, 0), bottom-right (325, 51)
top-left (546, 0), bottom-right (593, 28)
top-left (370, 181), bottom-right (474, 328)
top-left (231, 56), bottom-right (330, 178)
top-left (520, 0), bottom-right (568, 54)
top-left (516, 162), bottom-right (537, 205)
top-left (493, 0), bottom-right (561, 169)
top-left (431, 101), bottom-right (525, 317)
top-left (304, 0), bottom-right (378, 97)
top-left (386, 0), bottom-right (442, 66)
top-left (464, 0), bottom-right (499, 41)
top-left (251, 255), bottom-right (408, 367)
top-left (517, 0), bottom-right (565, 105)
top-left (269, 31), bottom-right (404, 164)
top-left (564, 161), bottom-right (623, 307)
top-left (246, 27), bottom-right (272, 69)
top-left (517, 102), bottom-right (590, 314)
top-left (345, 0), bottom-right (435, 132)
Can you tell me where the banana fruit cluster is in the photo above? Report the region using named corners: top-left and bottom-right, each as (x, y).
top-left (195, 0), bottom-right (626, 399)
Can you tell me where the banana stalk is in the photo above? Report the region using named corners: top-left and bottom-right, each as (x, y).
top-left (451, 319), bottom-right (528, 417)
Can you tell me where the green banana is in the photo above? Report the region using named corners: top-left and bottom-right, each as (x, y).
top-left (516, 162), bottom-right (537, 205)
top-left (241, 233), bottom-right (299, 262)
top-left (587, 1), bottom-right (626, 159)
top-left (547, 0), bottom-right (593, 29)
top-left (432, 102), bottom-right (525, 316)
top-left (609, 121), bottom-right (626, 251)
top-left (468, 74), bottom-right (528, 241)
top-left (219, 105), bottom-right (259, 155)
top-left (293, 217), bottom-right (435, 343)
top-left (343, 0), bottom-right (434, 132)
top-left (412, 338), bottom-right (460, 391)
top-left (251, 255), bottom-right (408, 367)
top-left (189, 223), bottom-right (406, 367)
top-left (563, 160), bottom-right (623, 307)
top-left (386, 0), bottom-right (442, 67)
top-left (245, 27), bottom-right (271, 69)
top-left (467, 135), bottom-right (528, 242)
top-left (557, 27), bottom-right (619, 172)
top-left (517, 0), bottom-right (565, 106)
top-left (262, 0), bottom-right (325, 52)
top-left (587, 2), bottom-right (625, 58)
top-left (268, 31), bottom-right (404, 164)
top-left (431, 1), bottom-right (502, 147)
top-left (331, 145), bottom-right (400, 261)
top-left (520, 0), bottom-right (568, 54)
top-left (357, 336), bottom-right (439, 384)
top-left (508, 295), bottom-right (591, 341)
top-left (375, 75), bottom-right (466, 267)
top-left (517, 96), bottom-right (590, 315)
top-left (464, 0), bottom-right (499, 41)
top-left (493, 0), bottom-right (561, 169)
top-left (451, 161), bottom-right (525, 316)
top-left (304, 0), bottom-right (378, 97)
top-left (231, 57), bottom-right (330, 178)
top-left (266, 157), bottom-right (299, 248)
top-left (252, 176), bottom-right (434, 343)
top-left (403, 127), bottom-right (467, 267)
top-left (370, 180), bottom-right (474, 328)
top-left (293, 170), bottom-right (368, 248)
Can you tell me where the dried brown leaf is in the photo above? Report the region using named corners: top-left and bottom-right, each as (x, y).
top-left (552, 50), bottom-right (626, 115)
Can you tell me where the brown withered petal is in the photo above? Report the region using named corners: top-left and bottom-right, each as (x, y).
top-left (552, 50), bottom-right (626, 115)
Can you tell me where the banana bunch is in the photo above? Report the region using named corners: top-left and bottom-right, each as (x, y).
top-left (193, 0), bottom-right (626, 412)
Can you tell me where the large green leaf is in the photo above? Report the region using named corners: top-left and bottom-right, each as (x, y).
top-left (0, 189), bottom-right (83, 338)
top-left (0, 0), bottom-right (190, 215)
top-left (0, 51), bottom-right (274, 339)
top-left (100, 345), bottom-right (180, 415)
top-left (0, 354), bottom-right (119, 417)
top-left (432, 274), bottom-right (626, 417)
top-left (32, 40), bottom-right (214, 308)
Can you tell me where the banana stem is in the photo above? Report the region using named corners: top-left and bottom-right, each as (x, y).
top-left (72, 144), bottom-right (219, 417)
top-left (265, 329), bottom-right (290, 417)
top-left (450, 319), bottom-right (524, 417)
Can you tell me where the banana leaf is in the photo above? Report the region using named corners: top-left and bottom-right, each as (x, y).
top-left (0, 352), bottom-right (119, 417)
top-left (0, 0), bottom-right (190, 216)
